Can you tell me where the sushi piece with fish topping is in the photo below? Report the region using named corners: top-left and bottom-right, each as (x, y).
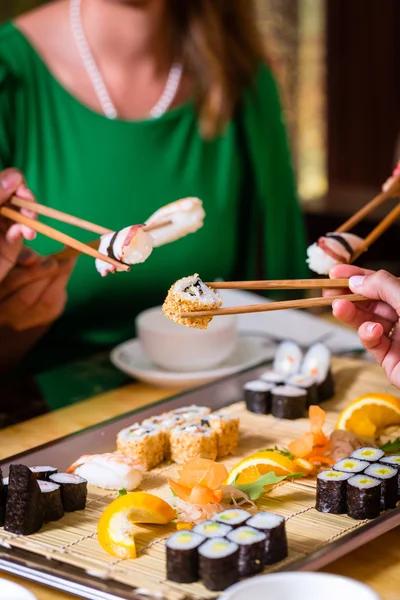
top-left (364, 464), bottom-right (398, 510)
top-left (316, 470), bottom-right (351, 514)
top-left (170, 423), bottom-right (218, 463)
top-left (166, 530), bottom-right (205, 584)
top-left (67, 453), bottom-right (144, 491)
top-left (227, 526), bottom-right (266, 576)
top-left (380, 456), bottom-right (400, 496)
top-left (199, 537), bottom-right (239, 591)
top-left (5, 465), bottom-right (45, 535)
top-left (301, 343), bottom-right (335, 402)
top-left (117, 424), bottom-right (165, 469)
top-left (306, 232), bottom-right (365, 275)
top-left (199, 413), bottom-right (239, 457)
top-left (212, 509), bottom-right (251, 529)
top-left (271, 385), bottom-right (307, 420)
top-left (246, 512), bottom-right (288, 564)
top-left (244, 380), bottom-right (273, 414)
top-left (30, 466), bottom-right (57, 481)
top-left (333, 458), bottom-right (370, 474)
top-left (95, 225), bottom-right (154, 277)
top-left (273, 341), bottom-right (303, 377)
top-left (286, 374), bottom-right (318, 407)
top-left (162, 274), bottom-right (222, 329)
top-left (347, 474), bottom-right (381, 520)
top-left (145, 198), bottom-right (205, 247)
top-left (350, 448), bottom-right (385, 463)
top-left (38, 480), bottom-right (64, 522)
top-left (49, 473), bottom-right (87, 512)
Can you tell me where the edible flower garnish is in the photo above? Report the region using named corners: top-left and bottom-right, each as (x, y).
top-left (168, 459), bottom-right (228, 505)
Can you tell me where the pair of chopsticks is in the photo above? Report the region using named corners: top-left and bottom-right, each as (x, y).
top-left (1, 197), bottom-right (170, 271)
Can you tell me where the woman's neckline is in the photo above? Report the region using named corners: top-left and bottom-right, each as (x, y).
top-left (9, 21), bottom-right (193, 126)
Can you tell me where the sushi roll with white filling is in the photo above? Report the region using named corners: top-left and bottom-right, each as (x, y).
top-left (259, 370), bottom-right (286, 386)
top-left (199, 413), bottom-right (239, 457)
top-left (286, 374), bottom-right (318, 407)
top-left (316, 470), bottom-right (351, 514)
top-left (170, 423), bottom-right (218, 463)
top-left (117, 424), bottom-right (165, 469)
top-left (30, 466), bottom-right (58, 481)
top-left (333, 458), bottom-right (370, 474)
top-left (271, 385), bottom-right (307, 420)
top-left (227, 526), bottom-right (266, 576)
top-left (380, 456), bottom-right (400, 496)
top-left (243, 380), bottom-right (273, 414)
top-left (364, 464), bottom-right (398, 510)
top-left (171, 405), bottom-right (210, 421)
top-left (301, 343), bottom-right (335, 402)
top-left (273, 341), bottom-right (303, 377)
top-left (347, 474), bottom-right (381, 520)
top-left (193, 521), bottom-right (232, 538)
top-left (162, 274), bottom-right (222, 329)
top-left (96, 225), bottom-right (154, 277)
top-left (350, 448), bottom-right (385, 463)
top-left (166, 530), bottom-right (205, 583)
top-left (38, 480), bottom-right (64, 522)
top-left (211, 509), bottom-right (251, 528)
top-left (246, 512), bottom-right (288, 564)
top-left (49, 473), bottom-right (87, 512)
top-left (199, 537), bottom-right (239, 591)
top-left (306, 232), bottom-right (365, 275)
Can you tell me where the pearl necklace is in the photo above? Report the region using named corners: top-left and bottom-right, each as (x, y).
top-left (69, 0), bottom-right (183, 120)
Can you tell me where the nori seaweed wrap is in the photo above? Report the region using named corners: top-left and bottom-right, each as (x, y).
top-left (243, 380), bottom-right (273, 414)
top-left (227, 526), bottom-right (266, 576)
top-left (4, 464), bottom-right (45, 535)
top-left (0, 468), bottom-right (4, 526)
top-left (38, 480), bottom-right (64, 522)
top-left (166, 530), bottom-right (204, 583)
top-left (271, 385), bottom-right (307, 420)
top-left (347, 474), bottom-right (381, 520)
top-left (316, 470), bottom-right (351, 514)
top-left (199, 537), bottom-right (239, 591)
top-left (364, 464), bottom-right (398, 510)
top-left (30, 466), bottom-right (58, 481)
top-left (286, 374), bottom-right (318, 407)
top-left (380, 456), bottom-right (400, 497)
top-left (49, 473), bottom-right (87, 512)
top-left (246, 511), bottom-right (288, 564)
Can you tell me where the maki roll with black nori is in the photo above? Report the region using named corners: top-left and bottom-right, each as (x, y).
top-left (193, 520), bottom-right (232, 538)
top-left (243, 380), bottom-right (273, 414)
top-left (4, 464), bottom-right (45, 535)
top-left (211, 508), bottom-right (251, 528)
top-left (166, 530), bottom-right (205, 583)
top-left (273, 341), bottom-right (303, 377)
top-left (347, 474), bottom-right (381, 520)
top-left (333, 458), bottom-right (369, 474)
top-left (380, 456), bottom-right (400, 496)
top-left (38, 480), bottom-right (64, 522)
top-left (246, 512), bottom-right (288, 564)
top-left (0, 468), bottom-right (4, 526)
top-left (227, 526), bottom-right (266, 576)
top-left (316, 470), bottom-right (351, 514)
top-left (2, 477), bottom-right (8, 504)
top-left (286, 374), bottom-right (318, 407)
top-left (271, 385), bottom-right (307, 420)
top-left (350, 448), bottom-right (385, 463)
top-left (301, 343), bottom-right (334, 402)
top-left (49, 473), bottom-right (87, 512)
top-left (260, 370), bottom-right (285, 386)
top-left (364, 464), bottom-right (398, 510)
top-left (30, 466), bottom-right (58, 481)
top-left (199, 537), bottom-right (239, 591)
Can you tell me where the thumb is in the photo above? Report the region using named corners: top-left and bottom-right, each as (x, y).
top-left (0, 169), bottom-right (24, 204)
top-left (349, 270), bottom-right (400, 317)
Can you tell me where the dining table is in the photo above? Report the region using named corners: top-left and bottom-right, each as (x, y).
top-left (1, 355), bottom-right (400, 600)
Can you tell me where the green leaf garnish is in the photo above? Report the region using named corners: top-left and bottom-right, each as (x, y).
top-left (232, 472), bottom-right (303, 501)
top-left (380, 437), bottom-right (400, 454)
top-left (118, 488), bottom-right (127, 497)
top-left (260, 446), bottom-right (294, 460)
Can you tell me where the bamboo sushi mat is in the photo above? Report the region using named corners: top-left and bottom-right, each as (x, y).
top-left (1, 358), bottom-right (400, 600)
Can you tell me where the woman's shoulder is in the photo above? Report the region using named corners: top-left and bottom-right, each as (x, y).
top-left (244, 61), bottom-right (282, 109)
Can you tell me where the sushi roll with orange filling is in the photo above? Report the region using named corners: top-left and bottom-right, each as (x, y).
top-left (301, 343), bottom-right (335, 402)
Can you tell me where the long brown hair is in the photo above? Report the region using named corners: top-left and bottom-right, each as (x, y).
top-left (170, 0), bottom-right (264, 139)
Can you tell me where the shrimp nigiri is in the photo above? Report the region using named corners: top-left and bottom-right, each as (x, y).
top-left (67, 453), bottom-right (145, 491)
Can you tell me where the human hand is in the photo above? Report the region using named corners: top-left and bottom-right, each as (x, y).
top-left (327, 264), bottom-right (400, 388)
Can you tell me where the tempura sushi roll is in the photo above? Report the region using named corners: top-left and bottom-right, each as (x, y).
top-left (193, 521), bottom-right (232, 538)
top-left (347, 474), bottom-right (381, 520)
top-left (350, 448), bottom-right (385, 463)
top-left (246, 512), bottom-right (288, 564)
top-left (117, 424), bottom-right (165, 469)
top-left (166, 530), bottom-right (205, 583)
top-left (306, 232), bottom-right (365, 275)
top-left (286, 374), bottom-right (318, 407)
top-left (96, 225), bottom-right (154, 277)
top-left (163, 274), bottom-right (222, 329)
top-left (260, 370), bottom-right (286, 385)
top-left (5, 465), bottom-right (45, 535)
top-left (200, 413), bottom-right (239, 457)
top-left (227, 526), bottom-right (266, 576)
top-left (273, 341), bottom-right (303, 377)
top-left (380, 456), bottom-right (400, 496)
top-left (0, 468), bottom-right (4, 526)
top-left (316, 470), bottom-right (351, 514)
top-left (271, 385), bottom-right (307, 420)
top-left (141, 414), bottom-right (183, 458)
top-left (38, 480), bottom-right (64, 522)
top-left (199, 537), bottom-right (239, 591)
top-left (212, 509), bottom-right (251, 528)
top-left (301, 343), bottom-right (335, 402)
top-left (333, 458), bottom-right (369, 474)
top-left (364, 464), bottom-right (398, 510)
top-left (30, 466), bottom-right (58, 481)
top-left (171, 405), bottom-right (210, 421)
top-left (49, 473), bottom-right (87, 512)
top-left (243, 380), bottom-right (273, 414)
top-left (170, 423), bottom-right (218, 463)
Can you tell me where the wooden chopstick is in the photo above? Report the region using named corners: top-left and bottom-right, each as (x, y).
top-left (351, 202), bottom-right (400, 262)
top-left (0, 206), bottom-right (129, 272)
top-left (179, 292), bottom-right (368, 319)
top-left (206, 278), bottom-right (352, 290)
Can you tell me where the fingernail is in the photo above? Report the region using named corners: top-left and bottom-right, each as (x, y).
top-left (1, 171), bottom-right (22, 190)
top-left (349, 275), bottom-right (365, 289)
top-left (41, 258), bottom-right (55, 268)
top-left (366, 323), bottom-right (377, 334)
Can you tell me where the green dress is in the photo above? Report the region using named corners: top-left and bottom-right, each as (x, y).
top-left (0, 22), bottom-right (308, 407)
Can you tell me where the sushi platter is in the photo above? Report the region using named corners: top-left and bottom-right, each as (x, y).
top-left (1, 355), bottom-right (400, 600)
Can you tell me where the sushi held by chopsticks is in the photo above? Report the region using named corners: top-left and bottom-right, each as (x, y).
top-left (162, 274), bottom-right (222, 329)
top-left (306, 233), bottom-right (365, 276)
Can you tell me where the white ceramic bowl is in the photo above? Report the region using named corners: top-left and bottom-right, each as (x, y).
top-left (0, 579), bottom-right (37, 600)
top-left (136, 305), bottom-right (237, 372)
top-left (219, 573), bottom-right (380, 600)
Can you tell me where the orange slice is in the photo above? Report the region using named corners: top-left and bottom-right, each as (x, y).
top-left (336, 393), bottom-right (400, 438)
top-left (225, 450), bottom-right (297, 485)
top-left (98, 492), bottom-right (175, 559)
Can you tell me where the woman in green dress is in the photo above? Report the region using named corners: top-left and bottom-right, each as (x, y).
top-left (0, 0), bottom-right (308, 408)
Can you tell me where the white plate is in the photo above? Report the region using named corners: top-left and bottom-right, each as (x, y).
top-left (110, 335), bottom-right (274, 388)
top-left (0, 579), bottom-right (37, 600)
